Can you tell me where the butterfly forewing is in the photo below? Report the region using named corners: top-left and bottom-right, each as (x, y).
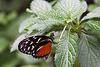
top-left (18, 36), bottom-right (39, 55)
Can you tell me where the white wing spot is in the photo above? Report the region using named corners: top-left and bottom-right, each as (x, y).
top-left (30, 41), bottom-right (33, 45)
top-left (20, 45), bottom-right (23, 48)
top-left (32, 46), bottom-right (34, 50)
top-left (40, 40), bottom-right (45, 42)
top-left (36, 38), bottom-right (41, 43)
top-left (33, 53), bottom-right (35, 56)
top-left (28, 47), bottom-right (30, 50)
top-left (33, 50), bottom-right (35, 53)
top-left (28, 52), bottom-right (30, 54)
top-left (24, 48), bottom-right (26, 51)
top-left (37, 46), bottom-right (43, 51)
top-left (26, 41), bottom-right (28, 44)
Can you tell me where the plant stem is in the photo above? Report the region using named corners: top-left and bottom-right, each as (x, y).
top-left (73, 20), bottom-right (78, 25)
top-left (59, 24), bottom-right (67, 41)
top-left (78, 21), bottom-right (82, 25)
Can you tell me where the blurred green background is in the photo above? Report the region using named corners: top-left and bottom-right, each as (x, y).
top-left (0, 0), bottom-right (99, 67)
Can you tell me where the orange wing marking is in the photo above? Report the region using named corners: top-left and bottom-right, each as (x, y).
top-left (36, 42), bottom-right (52, 57)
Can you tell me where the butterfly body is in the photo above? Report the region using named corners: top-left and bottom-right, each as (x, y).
top-left (18, 33), bottom-right (54, 59)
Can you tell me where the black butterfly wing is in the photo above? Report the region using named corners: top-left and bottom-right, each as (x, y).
top-left (18, 36), bottom-right (40, 55)
top-left (18, 36), bottom-right (53, 55)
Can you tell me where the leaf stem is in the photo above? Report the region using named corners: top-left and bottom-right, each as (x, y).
top-left (73, 20), bottom-right (78, 25)
top-left (59, 24), bottom-right (67, 41)
top-left (78, 21), bottom-right (82, 25)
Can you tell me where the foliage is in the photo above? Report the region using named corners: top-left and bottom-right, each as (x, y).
top-left (78, 33), bottom-right (100, 67)
top-left (88, 0), bottom-right (100, 11)
top-left (0, 37), bottom-right (10, 53)
top-left (0, 12), bottom-right (31, 67)
top-left (10, 0), bottom-right (100, 67)
top-left (0, 11), bottom-right (17, 25)
top-left (55, 31), bottom-right (78, 67)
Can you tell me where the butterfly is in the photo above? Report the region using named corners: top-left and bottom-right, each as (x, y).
top-left (18, 33), bottom-right (54, 59)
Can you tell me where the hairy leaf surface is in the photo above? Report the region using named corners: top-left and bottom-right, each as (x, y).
top-left (78, 33), bottom-right (100, 67)
top-left (28, 19), bottom-right (63, 32)
top-left (19, 17), bottom-right (38, 33)
top-left (55, 31), bottom-right (78, 67)
top-left (54, 0), bottom-right (86, 19)
top-left (40, 10), bottom-right (66, 21)
top-left (85, 20), bottom-right (100, 37)
top-left (30, 0), bottom-right (52, 15)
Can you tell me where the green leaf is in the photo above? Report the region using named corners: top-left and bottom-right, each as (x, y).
top-left (30, 0), bottom-right (52, 15)
top-left (50, 0), bottom-right (58, 6)
top-left (0, 11), bottom-right (17, 25)
top-left (16, 51), bottom-right (39, 64)
top-left (6, 11), bottom-right (17, 22)
top-left (0, 51), bottom-right (20, 67)
top-left (6, 12), bottom-right (31, 40)
top-left (88, 4), bottom-right (97, 12)
top-left (28, 19), bottom-right (63, 32)
top-left (77, 1), bottom-right (87, 18)
top-left (21, 65), bottom-right (39, 67)
top-left (54, 0), bottom-right (86, 19)
top-left (19, 17), bottom-right (38, 33)
top-left (55, 31), bottom-right (78, 67)
top-left (84, 20), bottom-right (100, 37)
top-left (40, 10), bottom-right (66, 21)
top-left (96, 61), bottom-right (100, 67)
top-left (10, 34), bottom-right (27, 52)
top-left (82, 7), bottom-right (100, 21)
top-left (0, 12), bottom-right (7, 25)
top-left (78, 33), bottom-right (100, 67)
top-left (94, 0), bottom-right (100, 5)
top-left (1, 58), bottom-right (19, 67)
top-left (0, 37), bottom-right (9, 53)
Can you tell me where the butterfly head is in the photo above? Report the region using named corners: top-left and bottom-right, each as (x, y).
top-left (50, 33), bottom-right (55, 40)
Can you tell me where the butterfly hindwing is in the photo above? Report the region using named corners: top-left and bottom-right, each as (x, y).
top-left (32, 41), bottom-right (52, 59)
